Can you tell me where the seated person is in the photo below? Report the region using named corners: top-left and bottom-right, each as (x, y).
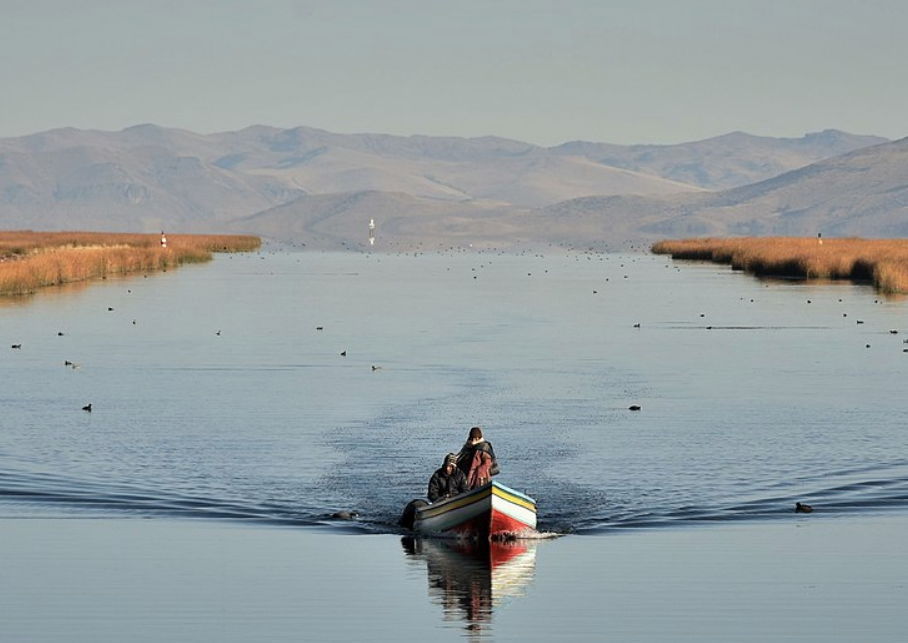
top-left (427, 453), bottom-right (468, 502)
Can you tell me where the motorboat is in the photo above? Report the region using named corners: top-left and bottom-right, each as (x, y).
top-left (400, 480), bottom-right (537, 540)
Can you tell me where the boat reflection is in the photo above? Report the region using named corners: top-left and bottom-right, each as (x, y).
top-left (402, 537), bottom-right (538, 637)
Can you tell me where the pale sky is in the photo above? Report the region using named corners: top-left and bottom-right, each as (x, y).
top-left (2, 0), bottom-right (906, 146)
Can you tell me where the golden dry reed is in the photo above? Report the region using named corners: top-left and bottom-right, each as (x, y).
top-left (651, 236), bottom-right (908, 294)
top-left (0, 231), bottom-right (261, 296)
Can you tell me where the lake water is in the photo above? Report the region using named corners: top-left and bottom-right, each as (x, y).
top-left (2, 245), bottom-right (907, 641)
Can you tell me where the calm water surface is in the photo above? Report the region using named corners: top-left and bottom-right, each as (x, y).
top-left (2, 245), bottom-right (907, 640)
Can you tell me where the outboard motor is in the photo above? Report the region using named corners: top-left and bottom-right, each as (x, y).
top-left (398, 499), bottom-right (428, 530)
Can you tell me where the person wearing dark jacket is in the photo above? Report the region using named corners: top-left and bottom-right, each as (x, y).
top-left (456, 426), bottom-right (499, 489)
top-left (427, 453), bottom-right (468, 502)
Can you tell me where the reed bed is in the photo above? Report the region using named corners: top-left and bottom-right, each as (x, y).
top-left (0, 231), bottom-right (261, 296)
top-left (651, 237), bottom-right (908, 294)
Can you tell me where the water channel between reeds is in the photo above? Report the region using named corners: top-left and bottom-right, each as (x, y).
top-left (2, 245), bottom-right (906, 641)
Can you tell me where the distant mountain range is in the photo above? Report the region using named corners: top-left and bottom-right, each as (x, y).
top-left (0, 124), bottom-right (901, 250)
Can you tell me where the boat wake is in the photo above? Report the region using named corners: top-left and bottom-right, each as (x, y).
top-left (563, 463), bottom-right (908, 534)
top-left (3, 460), bottom-right (908, 536)
top-left (0, 467), bottom-right (328, 528)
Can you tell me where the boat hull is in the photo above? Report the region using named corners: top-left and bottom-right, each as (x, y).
top-left (413, 480), bottom-right (536, 539)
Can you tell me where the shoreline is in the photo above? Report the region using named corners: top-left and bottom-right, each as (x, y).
top-left (652, 236), bottom-right (908, 294)
top-left (0, 231), bottom-right (260, 296)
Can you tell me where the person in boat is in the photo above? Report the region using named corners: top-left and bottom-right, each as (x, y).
top-left (456, 426), bottom-right (499, 489)
top-left (427, 453), bottom-right (469, 502)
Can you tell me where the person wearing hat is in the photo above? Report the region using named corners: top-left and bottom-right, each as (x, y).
top-left (427, 453), bottom-right (468, 502)
top-left (456, 426), bottom-right (499, 489)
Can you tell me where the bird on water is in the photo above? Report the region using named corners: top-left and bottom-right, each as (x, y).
top-left (795, 502), bottom-right (813, 514)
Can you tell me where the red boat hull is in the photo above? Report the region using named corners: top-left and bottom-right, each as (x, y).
top-left (412, 480), bottom-right (537, 539)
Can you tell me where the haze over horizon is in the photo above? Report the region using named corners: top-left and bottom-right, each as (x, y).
top-left (3, 0), bottom-right (907, 147)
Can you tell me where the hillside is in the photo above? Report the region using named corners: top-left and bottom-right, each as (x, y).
top-left (0, 124), bottom-right (700, 232)
top-left (225, 190), bottom-right (530, 251)
top-left (0, 124), bottom-right (896, 249)
top-left (551, 129), bottom-right (886, 190)
top-left (536, 137), bottom-right (908, 247)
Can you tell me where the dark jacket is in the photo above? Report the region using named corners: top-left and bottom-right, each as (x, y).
top-left (427, 466), bottom-right (468, 502)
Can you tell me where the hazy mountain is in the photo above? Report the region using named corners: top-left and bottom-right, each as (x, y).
top-left (551, 129), bottom-right (887, 190)
top-left (532, 137), bottom-right (908, 247)
top-left (201, 125), bottom-right (702, 206)
top-left (0, 124), bottom-right (705, 234)
top-left (0, 126), bottom-right (298, 232)
top-left (0, 124), bottom-right (895, 249)
top-left (225, 137), bottom-right (908, 251)
top-left (225, 190), bottom-right (530, 251)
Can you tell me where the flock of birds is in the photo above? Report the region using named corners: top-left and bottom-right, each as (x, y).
top-left (7, 245), bottom-right (905, 522)
top-left (7, 283), bottom-right (387, 419)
